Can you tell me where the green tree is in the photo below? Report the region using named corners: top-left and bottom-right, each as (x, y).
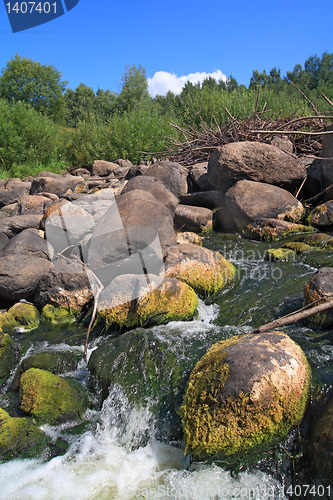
top-left (0, 54), bottom-right (67, 123)
top-left (115, 64), bottom-right (150, 113)
top-left (65, 84), bottom-right (97, 127)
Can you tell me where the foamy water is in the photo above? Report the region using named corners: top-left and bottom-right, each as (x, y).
top-left (0, 301), bottom-right (287, 500)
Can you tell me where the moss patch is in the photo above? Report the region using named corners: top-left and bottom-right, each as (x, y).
top-left (282, 242), bottom-right (312, 254)
top-left (20, 368), bottom-right (89, 425)
top-left (41, 304), bottom-right (77, 325)
top-left (0, 333), bottom-right (14, 385)
top-left (265, 248), bottom-right (296, 262)
top-left (0, 303), bottom-right (40, 333)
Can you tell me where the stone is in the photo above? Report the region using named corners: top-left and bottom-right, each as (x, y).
top-left (34, 258), bottom-right (93, 313)
top-left (91, 160), bottom-right (118, 177)
top-left (0, 254), bottom-right (52, 301)
top-left (0, 303), bottom-right (40, 333)
top-left (121, 175), bottom-right (179, 213)
top-left (30, 175), bottom-right (86, 197)
top-left (0, 232), bottom-right (8, 253)
top-left (0, 214), bottom-right (43, 238)
top-left (207, 141), bottom-right (306, 193)
top-left (269, 136), bottom-right (294, 154)
top-left (19, 368), bottom-right (89, 425)
top-left (165, 243), bottom-right (236, 296)
top-left (179, 190), bottom-right (225, 210)
top-left (1, 228), bottom-right (53, 260)
top-left (0, 333), bottom-right (14, 385)
top-left (0, 179), bottom-right (30, 208)
top-left (225, 180), bottom-right (305, 230)
top-left (176, 232), bottom-right (202, 246)
top-left (189, 162), bottom-right (212, 191)
top-left (309, 201), bottom-right (333, 229)
top-left (144, 160), bottom-right (188, 199)
top-left (97, 276), bottom-right (198, 330)
top-left (321, 125), bottom-right (333, 198)
top-left (243, 218), bottom-right (315, 241)
top-left (174, 205), bottom-right (213, 233)
top-left (264, 248), bottom-right (296, 262)
top-left (180, 331), bottom-right (310, 460)
top-left (12, 194), bottom-right (53, 216)
top-left (304, 267), bottom-right (333, 329)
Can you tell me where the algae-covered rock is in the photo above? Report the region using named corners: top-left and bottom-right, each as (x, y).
top-left (0, 302), bottom-right (40, 333)
top-left (20, 368), bottom-right (89, 425)
top-left (309, 201), bottom-right (333, 229)
top-left (264, 248), bottom-right (296, 262)
top-left (165, 243), bottom-right (236, 296)
top-left (0, 407), bottom-right (50, 459)
top-left (243, 218), bottom-right (315, 242)
top-left (304, 267), bottom-right (333, 329)
top-left (12, 350), bottom-right (83, 391)
top-left (282, 242), bottom-right (312, 254)
top-left (0, 333), bottom-right (14, 385)
top-left (97, 276), bottom-right (198, 330)
top-left (40, 304), bottom-right (77, 325)
top-left (180, 331), bottom-right (310, 461)
top-left (303, 232), bottom-right (332, 247)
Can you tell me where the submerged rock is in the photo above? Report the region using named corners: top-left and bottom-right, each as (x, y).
top-left (180, 331), bottom-right (310, 460)
top-left (264, 248), bottom-right (296, 262)
top-left (304, 267), bottom-right (333, 329)
top-left (20, 368), bottom-right (89, 425)
top-left (0, 333), bottom-right (14, 385)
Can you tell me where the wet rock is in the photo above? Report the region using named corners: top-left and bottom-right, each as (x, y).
top-left (20, 368), bottom-right (89, 425)
top-left (225, 180), bottom-right (305, 230)
top-left (282, 241), bottom-right (312, 254)
top-left (243, 218), bottom-right (315, 241)
top-left (180, 331), bottom-right (310, 460)
top-left (304, 267), bottom-right (333, 329)
top-left (264, 248), bottom-right (296, 262)
top-left (34, 258), bottom-right (93, 313)
top-left (0, 254), bottom-right (52, 301)
top-left (207, 141), bottom-right (306, 193)
top-left (97, 276), bottom-right (198, 330)
top-left (303, 232), bottom-right (332, 247)
top-left (174, 205), bottom-right (213, 233)
top-left (1, 228), bottom-right (53, 260)
top-left (144, 161), bottom-right (188, 199)
top-left (0, 214), bottom-right (43, 238)
top-left (0, 303), bottom-right (40, 333)
top-left (121, 176), bottom-right (178, 213)
top-left (0, 333), bottom-right (14, 385)
top-left (309, 201), bottom-right (333, 229)
top-left (165, 243), bottom-right (236, 296)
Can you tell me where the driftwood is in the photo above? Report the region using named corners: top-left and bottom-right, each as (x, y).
top-left (250, 298), bottom-right (333, 335)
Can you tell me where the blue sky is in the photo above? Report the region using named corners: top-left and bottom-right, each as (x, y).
top-left (0, 0), bottom-right (332, 96)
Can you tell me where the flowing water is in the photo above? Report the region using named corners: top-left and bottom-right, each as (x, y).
top-left (1, 233), bottom-right (332, 499)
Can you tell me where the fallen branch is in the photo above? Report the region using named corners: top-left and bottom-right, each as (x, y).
top-left (250, 129), bottom-right (333, 137)
top-left (249, 298), bottom-right (333, 335)
top-left (303, 182), bottom-right (333, 203)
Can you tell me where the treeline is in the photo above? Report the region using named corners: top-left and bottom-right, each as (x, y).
top-left (0, 53), bottom-right (333, 177)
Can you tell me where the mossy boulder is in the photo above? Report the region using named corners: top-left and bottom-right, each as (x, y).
top-left (264, 248), bottom-right (295, 262)
top-left (165, 243), bottom-right (236, 296)
top-left (304, 267), bottom-right (333, 329)
top-left (20, 368), bottom-right (89, 425)
top-left (0, 407), bottom-right (50, 459)
top-left (40, 304), bottom-right (77, 325)
top-left (97, 276), bottom-right (198, 330)
top-left (282, 242), bottom-right (312, 254)
top-left (180, 331), bottom-right (310, 461)
top-left (243, 218), bottom-right (315, 242)
top-left (12, 350), bottom-right (83, 391)
top-left (0, 333), bottom-right (14, 385)
top-left (0, 302), bottom-right (40, 333)
top-left (303, 232), bottom-right (332, 247)
top-left (309, 201), bottom-right (333, 229)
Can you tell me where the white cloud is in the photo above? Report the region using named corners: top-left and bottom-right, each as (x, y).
top-left (147, 69), bottom-right (227, 97)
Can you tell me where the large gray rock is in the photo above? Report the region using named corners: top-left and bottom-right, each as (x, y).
top-left (0, 179), bottom-right (31, 208)
top-left (30, 175), bottom-right (86, 197)
top-left (0, 254), bottom-right (52, 300)
top-left (0, 214), bottom-right (43, 238)
top-left (144, 161), bottom-right (188, 199)
top-left (121, 175), bottom-right (178, 213)
top-left (225, 180), bottom-right (305, 230)
top-left (174, 205), bottom-right (213, 233)
top-left (189, 162), bottom-right (213, 191)
top-left (91, 160), bottom-right (118, 177)
top-left (179, 190), bottom-right (224, 210)
top-left (208, 141), bottom-right (306, 193)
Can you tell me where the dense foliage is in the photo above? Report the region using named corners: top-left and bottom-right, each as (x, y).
top-left (0, 52), bottom-right (332, 178)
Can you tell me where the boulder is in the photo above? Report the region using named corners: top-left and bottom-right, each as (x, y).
top-left (180, 331), bottom-right (310, 460)
top-left (189, 162), bottom-right (213, 191)
top-left (179, 190), bottom-right (224, 210)
top-left (304, 267), bottom-right (333, 329)
top-left (0, 254), bottom-right (52, 301)
top-left (0, 333), bottom-right (14, 385)
top-left (269, 136), bottom-right (294, 154)
top-left (125, 164), bottom-right (149, 179)
top-left (0, 303), bottom-right (40, 333)
top-left (144, 161), bottom-right (188, 199)
top-left (264, 248), bottom-right (296, 262)
top-left (208, 141), bottom-right (306, 193)
top-left (0, 213), bottom-right (43, 238)
top-left (20, 368), bottom-right (89, 425)
top-left (121, 176), bottom-right (179, 213)
top-left (176, 232), bottom-right (202, 246)
top-left (174, 205), bottom-right (213, 233)
top-left (91, 160), bottom-right (118, 177)
top-left (1, 228), bottom-right (53, 260)
top-left (0, 179), bottom-right (30, 208)
top-left (309, 201), bottom-right (333, 229)
top-left (11, 194), bottom-right (53, 216)
top-left (30, 175), bottom-right (86, 197)
top-left (34, 258), bottom-right (93, 313)
top-left (97, 276), bottom-right (198, 330)
top-left (243, 218), bottom-right (315, 241)
top-left (165, 243), bottom-right (236, 296)
top-left (0, 232), bottom-right (8, 253)
top-left (225, 180), bottom-right (305, 230)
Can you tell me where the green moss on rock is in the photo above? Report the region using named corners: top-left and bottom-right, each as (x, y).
top-left (282, 242), bottom-right (312, 254)
top-left (20, 368), bottom-right (89, 425)
top-left (0, 303), bottom-right (40, 333)
top-left (0, 333), bottom-right (14, 385)
top-left (265, 248), bottom-right (296, 262)
top-left (41, 304), bottom-right (77, 325)
top-left (180, 332), bottom-right (310, 461)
